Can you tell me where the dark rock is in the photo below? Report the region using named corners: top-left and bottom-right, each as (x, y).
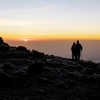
top-left (0, 37), bottom-right (99, 99)
top-left (27, 62), bottom-right (44, 75)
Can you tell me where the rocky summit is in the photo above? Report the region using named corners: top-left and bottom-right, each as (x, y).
top-left (0, 38), bottom-right (100, 100)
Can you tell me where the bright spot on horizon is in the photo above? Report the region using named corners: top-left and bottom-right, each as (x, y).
top-left (24, 39), bottom-right (29, 42)
top-left (21, 38), bottom-right (30, 42)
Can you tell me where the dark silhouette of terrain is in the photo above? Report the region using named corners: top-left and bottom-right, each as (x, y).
top-left (0, 37), bottom-right (100, 100)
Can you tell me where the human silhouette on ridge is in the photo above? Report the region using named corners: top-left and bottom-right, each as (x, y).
top-left (71, 42), bottom-right (76, 60)
top-left (71, 40), bottom-right (83, 61)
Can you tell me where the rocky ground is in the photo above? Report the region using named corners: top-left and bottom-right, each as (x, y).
top-left (0, 38), bottom-right (100, 100)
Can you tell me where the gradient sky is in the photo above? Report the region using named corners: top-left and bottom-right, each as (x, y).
top-left (0, 0), bottom-right (100, 40)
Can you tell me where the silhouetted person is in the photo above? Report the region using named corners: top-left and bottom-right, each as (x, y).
top-left (76, 40), bottom-right (83, 61)
top-left (71, 42), bottom-right (76, 60)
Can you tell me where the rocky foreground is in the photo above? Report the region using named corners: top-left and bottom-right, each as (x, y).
top-left (0, 38), bottom-right (100, 100)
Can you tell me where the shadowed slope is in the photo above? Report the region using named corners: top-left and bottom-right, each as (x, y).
top-left (0, 37), bottom-right (100, 100)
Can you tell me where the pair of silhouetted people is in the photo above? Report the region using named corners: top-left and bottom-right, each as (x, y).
top-left (71, 40), bottom-right (83, 61)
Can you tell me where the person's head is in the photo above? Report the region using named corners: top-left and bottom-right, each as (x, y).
top-left (77, 40), bottom-right (79, 44)
top-left (73, 42), bottom-right (76, 45)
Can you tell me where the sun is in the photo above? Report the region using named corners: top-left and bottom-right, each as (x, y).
top-left (19, 38), bottom-right (33, 42)
top-left (23, 38), bottom-right (29, 42)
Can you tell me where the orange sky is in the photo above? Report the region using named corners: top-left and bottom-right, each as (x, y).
top-left (0, 0), bottom-right (100, 41)
top-left (1, 32), bottom-right (100, 41)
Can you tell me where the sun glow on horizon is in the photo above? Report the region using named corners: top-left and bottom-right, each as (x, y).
top-left (0, 32), bottom-right (100, 41)
top-left (21, 38), bottom-right (29, 42)
top-left (0, 0), bottom-right (100, 41)
top-left (0, 0), bottom-right (100, 40)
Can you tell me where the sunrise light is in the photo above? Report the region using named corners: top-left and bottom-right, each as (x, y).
top-left (0, 0), bottom-right (99, 40)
